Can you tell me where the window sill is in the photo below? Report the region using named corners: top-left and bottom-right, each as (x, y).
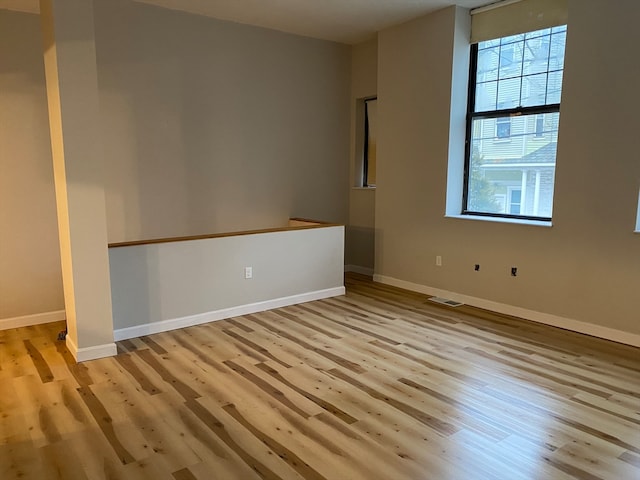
top-left (352, 186), bottom-right (376, 191)
top-left (445, 214), bottom-right (552, 227)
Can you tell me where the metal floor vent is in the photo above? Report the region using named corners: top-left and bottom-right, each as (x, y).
top-left (428, 297), bottom-right (464, 307)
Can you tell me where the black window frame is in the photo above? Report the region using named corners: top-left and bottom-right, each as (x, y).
top-left (462, 41), bottom-right (562, 222)
top-left (363, 97), bottom-right (377, 188)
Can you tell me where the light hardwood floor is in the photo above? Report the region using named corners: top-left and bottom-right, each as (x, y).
top-left (1, 273), bottom-right (639, 479)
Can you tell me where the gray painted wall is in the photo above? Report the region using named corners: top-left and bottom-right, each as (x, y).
top-left (109, 226), bottom-right (344, 332)
top-left (347, 38), bottom-right (377, 271)
top-left (94, 0), bottom-right (351, 244)
top-left (6, 0), bottom-right (637, 342)
top-left (375, 2), bottom-right (640, 337)
top-left (0, 2), bottom-right (351, 321)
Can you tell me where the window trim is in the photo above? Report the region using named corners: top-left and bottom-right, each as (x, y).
top-left (462, 42), bottom-right (560, 222)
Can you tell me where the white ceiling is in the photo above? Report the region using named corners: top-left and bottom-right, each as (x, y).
top-left (0, 0), bottom-right (493, 44)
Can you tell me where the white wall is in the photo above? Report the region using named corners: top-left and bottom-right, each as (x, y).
top-left (109, 225), bottom-right (345, 337)
top-left (375, 2), bottom-right (640, 341)
top-left (0, 10), bottom-right (64, 322)
top-left (94, 0), bottom-right (351, 244)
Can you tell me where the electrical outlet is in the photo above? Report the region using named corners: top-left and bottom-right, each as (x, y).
top-left (244, 266), bottom-right (253, 279)
top-left (511, 267), bottom-right (517, 277)
top-left (436, 255), bottom-right (442, 267)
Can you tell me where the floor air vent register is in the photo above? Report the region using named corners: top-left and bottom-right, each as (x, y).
top-left (428, 297), bottom-right (464, 307)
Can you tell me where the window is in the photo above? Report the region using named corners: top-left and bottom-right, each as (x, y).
top-left (534, 114), bottom-right (545, 138)
top-left (463, 25), bottom-right (567, 220)
top-left (496, 117), bottom-right (511, 139)
top-left (363, 98), bottom-right (377, 187)
top-left (508, 188), bottom-right (522, 215)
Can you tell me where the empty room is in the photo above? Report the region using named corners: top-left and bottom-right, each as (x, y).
top-left (1, 0), bottom-right (639, 478)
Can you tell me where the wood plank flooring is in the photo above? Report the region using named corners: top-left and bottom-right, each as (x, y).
top-left (1, 273), bottom-right (639, 479)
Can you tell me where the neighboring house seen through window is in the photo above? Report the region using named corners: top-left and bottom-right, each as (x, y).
top-left (464, 25), bottom-right (567, 220)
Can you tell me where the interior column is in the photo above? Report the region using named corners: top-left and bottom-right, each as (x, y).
top-left (40, 0), bottom-right (116, 361)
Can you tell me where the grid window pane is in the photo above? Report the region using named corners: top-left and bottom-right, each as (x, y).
top-left (477, 47), bottom-right (499, 82)
top-left (498, 42), bottom-right (523, 80)
top-left (479, 38), bottom-right (501, 49)
top-left (521, 73), bottom-right (548, 107)
top-left (497, 77), bottom-right (521, 109)
top-left (523, 37), bottom-right (550, 76)
top-left (475, 81), bottom-right (498, 112)
top-left (525, 28), bottom-right (551, 39)
top-left (549, 32), bottom-right (566, 70)
top-left (500, 33), bottom-right (525, 45)
top-left (546, 70), bottom-right (563, 104)
top-left (467, 114), bottom-right (561, 217)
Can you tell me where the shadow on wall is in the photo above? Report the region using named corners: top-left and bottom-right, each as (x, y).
top-left (0, 10), bottom-right (64, 320)
top-left (346, 225), bottom-right (375, 270)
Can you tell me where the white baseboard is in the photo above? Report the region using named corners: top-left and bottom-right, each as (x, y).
top-left (66, 335), bottom-right (118, 362)
top-left (0, 310), bottom-right (66, 331)
top-left (113, 286), bottom-right (346, 341)
top-left (374, 274), bottom-right (640, 348)
top-left (345, 265), bottom-right (374, 276)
